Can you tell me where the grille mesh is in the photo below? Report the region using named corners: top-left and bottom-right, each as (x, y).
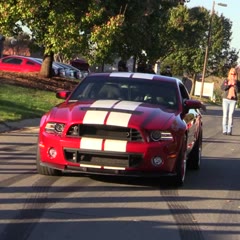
top-left (64, 149), bottom-right (143, 168)
top-left (67, 124), bottom-right (143, 142)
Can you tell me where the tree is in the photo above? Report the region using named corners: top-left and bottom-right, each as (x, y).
top-left (162, 6), bottom-right (210, 76)
top-left (4, 33), bottom-right (32, 55)
top-left (105, 0), bottom-right (186, 71)
top-left (3, 0), bottom-right (231, 81)
top-left (208, 14), bottom-right (239, 76)
top-left (0, 0), bottom-right (126, 76)
top-left (162, 5), bottom-right (238, 95)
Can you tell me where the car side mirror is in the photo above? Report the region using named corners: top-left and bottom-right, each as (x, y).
top-left (56, 91), bottom-right (71, 99)
top-left (184, 99), bottom-right (205, 110)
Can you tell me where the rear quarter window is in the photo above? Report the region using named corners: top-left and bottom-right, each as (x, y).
top-left (26, 60), bottom-right (37, 66)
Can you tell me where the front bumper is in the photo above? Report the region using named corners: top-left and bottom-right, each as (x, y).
top-left (40, 161), bottom-right (177, 178)
top-left (38, 132), bottom-right (179, 176)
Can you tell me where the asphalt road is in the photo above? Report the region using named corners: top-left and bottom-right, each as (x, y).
top-left (0, 105), bottom-right (239, 240)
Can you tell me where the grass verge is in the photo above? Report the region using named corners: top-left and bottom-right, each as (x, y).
top-left (0, 83), bottom-right (63, 122)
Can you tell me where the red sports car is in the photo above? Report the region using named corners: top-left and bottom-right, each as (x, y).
top-left (36, 72), bottom-right (204, 185)
top-left (0, 55), bottom-right (41, 72)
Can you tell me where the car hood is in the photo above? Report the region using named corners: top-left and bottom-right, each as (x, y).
top-left (46, 100), bottom-right (178, 130)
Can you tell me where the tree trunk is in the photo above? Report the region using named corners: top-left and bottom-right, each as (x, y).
top-left (101, 62), bottom-right (104, 72)
top-left (132, 56), bottom-right (136, 72)
top-left (39, 52), bottom-right (54, 78)
top-left (190, 74), bottom-right (197, 97)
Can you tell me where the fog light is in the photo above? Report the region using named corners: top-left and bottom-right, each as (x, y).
top-left (48, 148), bottom-right (57, 158)
top-left (151, 156), bottom-right (163, 166)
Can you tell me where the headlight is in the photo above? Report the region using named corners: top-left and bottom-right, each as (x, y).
top-left (150, 130), bottom-right (173, 142)
top-left (150, 130), bottom-right (162, 141)
top-left (45, 122), bottom-right (65, 134)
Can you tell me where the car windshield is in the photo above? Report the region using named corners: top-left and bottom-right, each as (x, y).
top-left (69, 76), bottom-right (179, 110)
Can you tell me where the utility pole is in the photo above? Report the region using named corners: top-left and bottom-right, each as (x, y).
top-left (200, 1), bottom-right (227, 98)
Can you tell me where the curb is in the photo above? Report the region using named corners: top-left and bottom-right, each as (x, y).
top-left (0, 118), bottom-right (40, 133)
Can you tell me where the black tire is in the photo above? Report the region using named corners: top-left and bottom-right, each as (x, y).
top-left (174, 153), bottom-right (187, 187)
top-left (187, 131), bottom-right (202, 170)
top-left (173, 138), bottom-right (187, 187)
top-left (36, 145), bottom-right (62, 176)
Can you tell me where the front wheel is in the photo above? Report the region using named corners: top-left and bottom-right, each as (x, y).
top-left (174, 154), bottom-right (187, 187)
top-left (187, 131), bottom-right (202, 170)
top-left (173, 138), bottom-right (187, 187)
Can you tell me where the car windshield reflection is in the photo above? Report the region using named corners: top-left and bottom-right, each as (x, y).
top-left (69, 76), bottom-right (178, 110)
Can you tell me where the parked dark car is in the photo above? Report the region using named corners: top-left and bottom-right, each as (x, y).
top-left (29, 57), bottom-right (65, 77)
top-left (70, 58), bottom-right (90, 77)
top-left (55, 62), bottom-right (82, 79)
top-left (52, 62), bottom-right (66, 77)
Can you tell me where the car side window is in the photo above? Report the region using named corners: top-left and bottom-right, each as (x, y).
top-left (3, 58), bottom-right (22, 65)
top-left (179, 83), bottom-right (190, 101)
top-left (26, 60), bottom-right (36, 66)
top-left (123, 82), bottom-right (177, 110)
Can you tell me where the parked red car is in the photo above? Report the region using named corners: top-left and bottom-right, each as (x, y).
top-left (36, 72), bottom-right (204, 186)
top-left (0, 55), bottom-right (41, 72)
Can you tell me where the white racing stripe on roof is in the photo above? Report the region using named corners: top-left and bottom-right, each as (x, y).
top-left (80, 137), bottom-right (102, 150)
top-left (109, 72), bottom-right (132, 77)
top-left (104, 139), bottom-right (127, 152)
top-left (132, 73), bottom-right (154, 79)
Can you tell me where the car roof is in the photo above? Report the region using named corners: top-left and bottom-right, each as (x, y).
top-left (86, 72), bottom-right (181, 84)
top-left (57, 62), bottom-right (81, 71)
top-left (2, 55), bottom-right (33, 60)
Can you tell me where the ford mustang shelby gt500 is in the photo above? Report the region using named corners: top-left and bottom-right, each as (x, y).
top-left (36, 72), bottom-right (204, 185)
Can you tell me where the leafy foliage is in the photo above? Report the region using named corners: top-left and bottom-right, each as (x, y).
top-left (0, 0), bottom-right (238, 79)
top-left (163, 6), bottom-right (238, 78)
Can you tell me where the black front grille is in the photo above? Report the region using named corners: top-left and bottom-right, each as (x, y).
top-left (64, 149), bottom-right (143, 168)
top-left (67, 124), bottom-right (143, 142)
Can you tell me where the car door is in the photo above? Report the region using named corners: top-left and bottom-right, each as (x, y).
top-left (24, 59), bottom-right (41, 72)
top-left (179, 83), bottom-right (199, 153)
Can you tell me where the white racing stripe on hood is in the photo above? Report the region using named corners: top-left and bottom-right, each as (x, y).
top-left (83, 110), bottom-right (108, 124)
top-left (107, 112), bottom-right (131, 127)
top-left (83, 100), bottom-right (141, 126)
top-left (107, 101), bottom-right (141, 127)
top-left (114, 101), bottom-right (141, 110)
top-left (83, 100), bottom-right (118, 124)
top-left (90, 100), bottom-right (118, 108)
